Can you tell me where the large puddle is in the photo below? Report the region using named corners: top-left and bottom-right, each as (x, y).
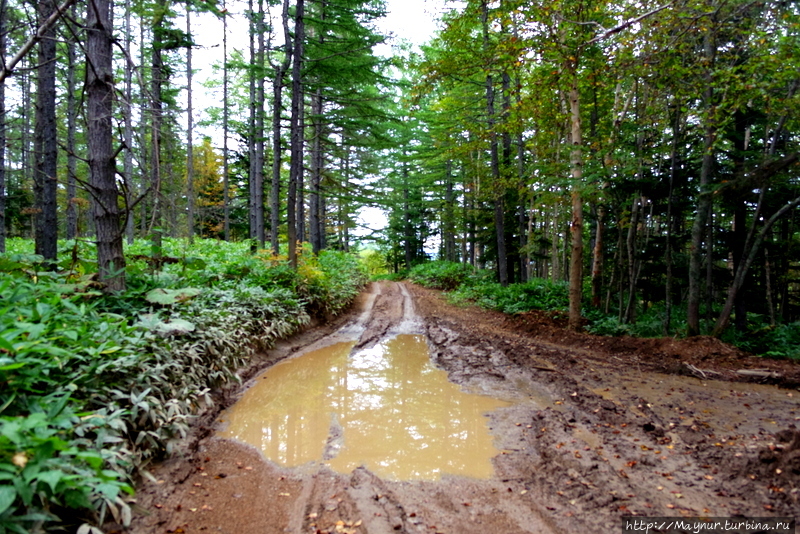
top-left (219, 334), bottom-right (511, 480)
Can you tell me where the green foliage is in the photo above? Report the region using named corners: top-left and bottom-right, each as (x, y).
top-left (0, 238), bottom-right (367, 531)
top-left (449, 277), bottom-right (570, 314)
top-left (722, 321), bottom-right (800, 361)
top-left (407, 261), bottom-right (474, 291)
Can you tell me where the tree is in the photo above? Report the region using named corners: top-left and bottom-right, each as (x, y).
top-left (33, 0), bottom-right (59, 262)
top-left (86, 0), bottom-right (126, 291)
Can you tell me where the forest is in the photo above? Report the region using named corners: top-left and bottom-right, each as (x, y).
top-left (0, 0), bottom-right (799, 530)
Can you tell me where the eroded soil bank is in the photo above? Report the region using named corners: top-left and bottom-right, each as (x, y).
top-left (128, 281), bottom-right (800, 534)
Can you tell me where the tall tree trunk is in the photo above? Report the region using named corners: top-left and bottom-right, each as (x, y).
top-left (309, 87), bottom-right (323, 254)
top-left (222, 2), bottom-right (231, 240)
top-left (567, 80), bottom-right (584, 331)
top-left (443, 160), bottom-right (456, 262)
top-left (124, 0), bottom-right (134, 244)
top-left (186, 4), bottom-right (195, 243)
top-left (248, 0), bottom-right (257, 240)
top-left (0, 0), bottom-right (6, 253)
top-left (150, 1), bottom-right (166, 257)
top-left (687, 30), bottom-right (717, 336)
top-left (271, 0), bottom-right (292, 255)
top-left (481, 0), bottom-right (507, 286)
top-left (254, 0), bottom-right (266, 246)
top-left (65, 4), bottom-right (77, 240)
top-left (591, 205), bottom-right (604, 308)
top-left (87, 0), bottom-right (126, 291)
top-left (287, 0), bottom-right (305, 268)
top-left (663, 104), bottom-right (679, 335)
top-left (34, 0), bottom-right (59, 262)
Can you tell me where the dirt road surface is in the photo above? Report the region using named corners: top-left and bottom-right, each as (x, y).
top-left (128, 281), bottom-right (800, 534)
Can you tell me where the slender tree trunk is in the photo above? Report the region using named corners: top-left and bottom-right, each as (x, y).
top-left (124, 0), bottom-right (134, 244)
top-left (591, 205), bottom-right (604, 308)
top-left (254, 0), bottom-right (266, 246)
top-left (687, 30), bottom-right (717, 336)
top-left (271, 0), bottom-right (292, 255)
top-left (34, 0), bottom-right (59, 262)
top-left (713, 193), bottom-right (800, 336)
top-left (150, 2), bottom-right (166, 257)
top-left (568, 80), bottom-right (584, 331)
top-left (481, 0), bottom-right (507, 286)
top-left (65, 4), bottom-right (77, 240)
top-left (222, 2), bottom-right (231, 240)
top-left (663, 104), bottom-right (679, 335)
top-left (186, 5), bottom-right (195, 243)
top-left (0, 0), bottom-right (6, 253)
top-left (248, 0), bottom-right (257, 240)
top-left (309, 87), bottom-right (323, 254)
top-left (288, 0), bottom-right (305, 267)
top-left (444, 160), bottom-right (456, 262)
top-left (87, 0), bottom-right (126, 291)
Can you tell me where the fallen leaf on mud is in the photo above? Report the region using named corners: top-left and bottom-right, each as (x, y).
top-left (618, 470), bottom-right (628, 478)
top-left (201, 505), bottom-right (212, 511)
top-left (666, 504), bottom-right (675, 509)
top-left (214, 474), bottom-right (227, 479)
top-left (556, 443), bottom-right (565, 449)
top-left (189, 508), bottom-right (197, 512)
top-left (574, 452), bottom-right (582, 458)
top-left (155, 504), bottom-right (163, 509)
top-left (626, 461), bottom-right (637, 467)
top-left (557, 491), bottom-right (565, 496)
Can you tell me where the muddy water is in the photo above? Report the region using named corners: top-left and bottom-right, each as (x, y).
top-left (219, 334), bottom-right (510, 480)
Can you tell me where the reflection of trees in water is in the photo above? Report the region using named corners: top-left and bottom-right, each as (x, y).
top-left (222, 335), bottom-right (508, 480)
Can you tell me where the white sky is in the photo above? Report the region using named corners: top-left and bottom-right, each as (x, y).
top-left (184, 0), bottom-right (448, 241)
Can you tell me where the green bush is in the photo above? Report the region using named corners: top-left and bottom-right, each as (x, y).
top-left (408, 261), bottom-right (473, 290)
top-left (0, 239), bottom-right (367, 532)
top-left (448, 277), bottom-right (569, 314)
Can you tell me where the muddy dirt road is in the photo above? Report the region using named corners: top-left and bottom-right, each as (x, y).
top-left (130, 281), bottom-right (800, 534)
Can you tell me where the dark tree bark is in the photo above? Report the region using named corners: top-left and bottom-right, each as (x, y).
top-left (481, 0), bottom-right (507, 286)
top-left (65, 3), bottom-right (78, 240)
top-left (123, 0), bottom-right (134, 244)
top-left (86, 0), bottom-right (126, 291)
top-left (149, 0), bottom-right (167, 256)
top-left (309, 87), bottom-right (324, 254)
top-left (186, 4), bottom-right (195, 243)
top-left (288, 0), bottom-right (305, 268)
top-left (687, 29), bottom-right (717, 336)
top-left (34, 0), bottom-right (59, 262)
top-left (0, 0), bottom-right (6, 253)
top-left (271, 0), bottom-right (292, 255)
top-left (567, 81), bottom-right (584, 331)
top-left (254, 0), bottom-right (266, 246)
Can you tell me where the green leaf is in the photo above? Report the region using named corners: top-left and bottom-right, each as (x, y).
top-left (0, 485), bottom-right (16, 515)
top-left (36, 470), bottom-right (64, 494)
top-left (144, 288), bottom-right (201, 305)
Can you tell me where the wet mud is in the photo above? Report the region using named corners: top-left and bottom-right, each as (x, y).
top-left (127, 281), bottom-right (800, 534)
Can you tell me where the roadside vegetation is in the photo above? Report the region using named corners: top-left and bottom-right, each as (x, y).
top-left (0, 238), bottom-right (366, 533)
top-left (407, 261), bottom-right (800, 362)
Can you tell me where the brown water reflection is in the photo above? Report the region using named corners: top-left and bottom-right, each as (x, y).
top-left (219, 334), bottom-right (510, 480)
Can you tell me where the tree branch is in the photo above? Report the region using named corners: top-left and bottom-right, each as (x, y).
top-left (0, 0), bottom-right (79, 83)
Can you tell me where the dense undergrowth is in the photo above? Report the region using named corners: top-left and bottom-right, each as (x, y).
top-left (0, 238), bottom-right (367, 533)
top-left (407, 260), bottom-right (800, 361)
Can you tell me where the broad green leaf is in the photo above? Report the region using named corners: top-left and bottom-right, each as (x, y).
top-left (0, 485), bottom-right (16, 515)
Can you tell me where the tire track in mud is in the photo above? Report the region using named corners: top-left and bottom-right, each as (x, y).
top-left (129, 282), bottom-right (798, 534)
